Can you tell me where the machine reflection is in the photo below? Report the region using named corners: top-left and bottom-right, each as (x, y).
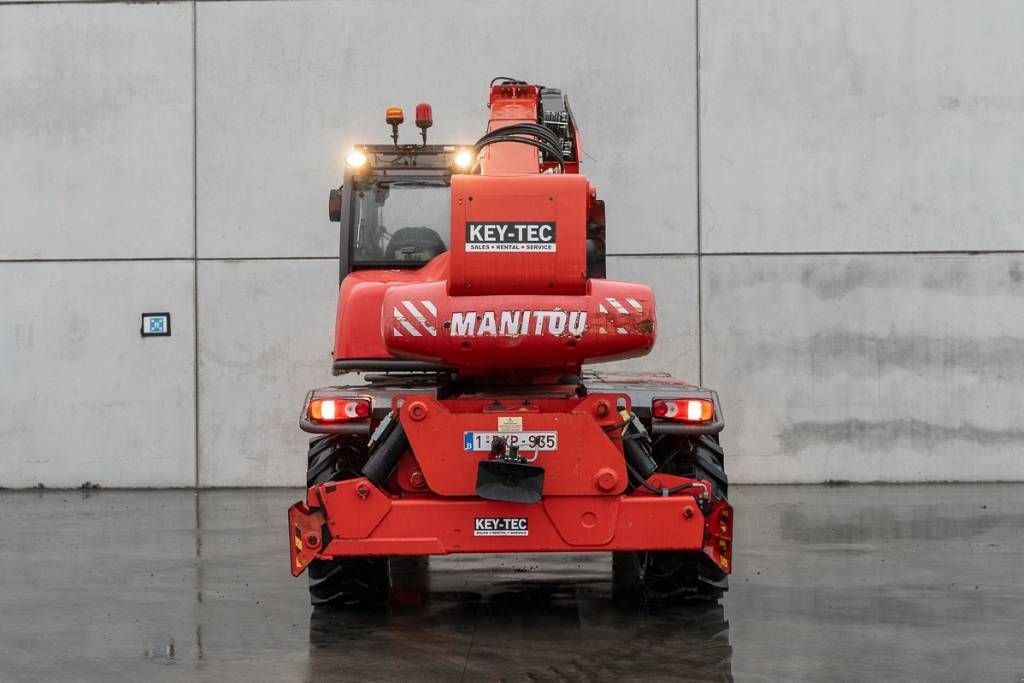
top-left (307, 557), bottom-right (731, 681)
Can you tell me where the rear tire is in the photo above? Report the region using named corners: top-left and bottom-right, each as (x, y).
top-left (612, 550), bottom-right (727, 602)
top-left (613, 435), bottom-right (729, 602)
top-left (306, 434), bottom-right (390, 608)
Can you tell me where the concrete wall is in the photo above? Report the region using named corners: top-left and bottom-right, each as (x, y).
top-left (2, 0), bottom-right (1021, 486)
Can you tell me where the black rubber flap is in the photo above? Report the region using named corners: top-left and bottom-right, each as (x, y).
top-left (475, 461), bottom-right (545, 504)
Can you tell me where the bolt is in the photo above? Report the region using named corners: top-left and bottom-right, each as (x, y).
top-left (355, 483), bottom-right (370, 500)
top-left (305, 534), bottom-right (320, 548)
top-left (683, 506), bottom-right (695, 519)
top-left (594, 468), bottom-right (618, 492)
top-left (409, 470), bottom-right (426, 489)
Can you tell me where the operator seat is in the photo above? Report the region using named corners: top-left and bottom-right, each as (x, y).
top-left (386, 226), bottom-right (447, 263)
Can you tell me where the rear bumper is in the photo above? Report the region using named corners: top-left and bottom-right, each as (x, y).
top-left (289, 476), bottom-right (733, 576)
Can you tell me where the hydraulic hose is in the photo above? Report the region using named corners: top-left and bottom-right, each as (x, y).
top-left (621, 413), bottom-right (658, 480)
top-left (473, 122), bottom-right (565, 171)
top-left (623, 431), bottom-right (658, 480)
top-left (361, 416), bottom-right (409, 487)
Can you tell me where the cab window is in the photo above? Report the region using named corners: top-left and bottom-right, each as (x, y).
top-left (350, 180), bottom-right (450, 268)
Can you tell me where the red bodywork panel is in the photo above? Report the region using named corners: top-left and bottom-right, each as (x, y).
top-left (333, 256), bottom-right (449, 362)
top-left (382, 279), bottom-right (655, 373)
top-left (396, 394), bottom-right (629, 496)
top-left (448, 174), bottom-right (588, 296)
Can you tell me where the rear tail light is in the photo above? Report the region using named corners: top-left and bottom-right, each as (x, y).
top-left (309, 398), bottom-right (371, 422)
top-left (652, 398), bottom-right (714, 422)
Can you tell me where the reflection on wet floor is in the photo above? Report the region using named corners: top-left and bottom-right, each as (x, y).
top-left (0, 485), bottom-right (1022, 681)
top-left (308, 556), bottom-right (731, 680)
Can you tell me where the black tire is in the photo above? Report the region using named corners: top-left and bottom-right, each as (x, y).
top-left (612, 550), bottom-right (727, 602)
top-left (677, 435), bottom-right (728, 500)
top-left (613, 435), bottom-right (729, 602)
top-left (306, 434), bottom-right (390, 608)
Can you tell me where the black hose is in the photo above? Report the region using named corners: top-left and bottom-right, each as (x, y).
top-left (475, 127), bottom-right (563, 159)
top-left (476, 123), bottom-right (562, 148)
top-left (623, 434), bottom-right (658, 480)
top-left (490, 76), bottom-right (528, 87)
top-left (473, 122), bottom-right (565, 171)
top-left (476, 135), bottom-right (562, 159)
top-left (361, 418), bottom-right (408, 487)
top-left (474, 138), bottom-right (565, 172)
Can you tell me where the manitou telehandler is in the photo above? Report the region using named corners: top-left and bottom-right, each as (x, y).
top-left (288, 80), bottom-right (732, 606)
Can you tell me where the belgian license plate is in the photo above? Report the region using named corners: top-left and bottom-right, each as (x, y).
top-left (464, 431), bottom-right (558, 452)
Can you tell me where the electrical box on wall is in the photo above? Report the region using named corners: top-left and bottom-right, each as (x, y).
top-left (141, 312), bottom-right (171, 337)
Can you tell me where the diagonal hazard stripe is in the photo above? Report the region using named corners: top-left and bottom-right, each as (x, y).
top-left (393, 307), bottom-right (422, 336)
top-left (402, 300), bottom-right (436, 336)
top-left (607, 298), bottom-right (629, 315)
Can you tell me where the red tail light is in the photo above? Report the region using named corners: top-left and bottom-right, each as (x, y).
top-left (309, 398), bottom-right (371, 422)
top-left (652, 398), bottom-right (714, 422)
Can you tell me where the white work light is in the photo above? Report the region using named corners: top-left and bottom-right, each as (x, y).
top-left (453, 148), bottom-right (474, 171)
top-left (345, 150), bottom-right (368, 169)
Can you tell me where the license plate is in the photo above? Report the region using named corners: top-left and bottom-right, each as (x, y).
top-left (464, 431), bottom-right (558, 452)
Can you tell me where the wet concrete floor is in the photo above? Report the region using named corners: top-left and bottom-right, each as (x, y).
top-left (0, 485), bottom-right (1021, 681)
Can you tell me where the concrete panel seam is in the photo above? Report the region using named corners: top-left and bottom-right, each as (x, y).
top-left (2, 251), bottom-right (1016, 264)
top-left (0, 256), bottom-right (342, 263)
top-left (604, 250), bottom-right (1024, 258)
top-left (607, 253), bottom-right (700, 258)
top-left (192, 0), bottom-right (199, 489)
top-left (701, 250), bottom-right (1024, 257)
top-left (0, 257), bottom-right (198, 263)
top-left (190, 256), bottom-right (339, 261)
top-left (695, 0), bottom-right (703, 386)
top-left (0, 0), bottom-right (192, 6)
top-left (0, 0), bottom-right (309, 5)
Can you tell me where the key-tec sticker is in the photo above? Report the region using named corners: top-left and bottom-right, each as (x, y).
top-left (465, 222), bottom-right (556, 252)
top-left (473, 517), bottom-right (529, 537)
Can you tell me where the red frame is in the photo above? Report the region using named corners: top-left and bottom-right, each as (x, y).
top-left (289, 391), bottom-right (733, 577)
top-left (290, 474), bottom-right (732, 576)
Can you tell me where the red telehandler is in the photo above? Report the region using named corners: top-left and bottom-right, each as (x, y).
top-left (288, 80), bottom-right (732, 606)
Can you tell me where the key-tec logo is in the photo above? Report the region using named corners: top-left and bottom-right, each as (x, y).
top-left (465, 222), bottom-right (556, 252)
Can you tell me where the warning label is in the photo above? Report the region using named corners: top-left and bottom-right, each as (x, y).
top-left (465, 222), bottom-right (556, 252)
top-left (473, 517), bottom-right (529, 537)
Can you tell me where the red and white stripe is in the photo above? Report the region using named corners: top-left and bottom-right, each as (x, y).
top-left (392, 300), bottom-right (438, 337)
